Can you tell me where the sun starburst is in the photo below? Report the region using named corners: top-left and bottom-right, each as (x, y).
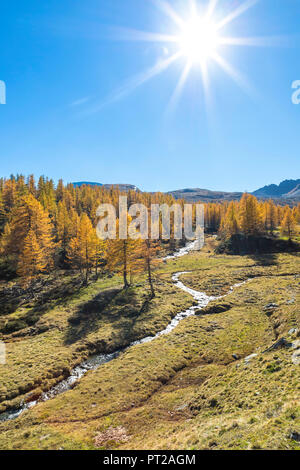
top-left (87, 0), bottom-right (284, 115)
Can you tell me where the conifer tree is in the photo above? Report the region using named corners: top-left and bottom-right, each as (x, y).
top-left (56, 201), bottom-right (73, 263)
top-left (17, 229), bottom-right (46, 281)
top-left (27, 174), bottom-right (36, 196)
top-left (138, 239), bottom-right (161, 298)
top-left (239, 193), bottom-right (263, 236)
top-left (106, 238), bottom-right (140, 289)
top-left (2, 194), bottom-right (55, 276)
top-left (92, 236), bottom-right (106, 279)
top-left (0, 193), bottom-right (6, 232)
top-left (67, 213), bottom-right (98, 284)
top-left (220, 202), bottom-right (239, 237)
top-left (106, 218), bottom-right (142, 289)
top-left (292, 204), bottom-right (300, 224)
top-left (0, 222), bottom-right (11, 256)
top-left (56, 179), bottom-right (65, 203)
top-left (263, 200), bottom-right (277, 234)
top-left (2, 179), bottom-right (16, 212)
top-left (281, 206), bottom-right (296, 240)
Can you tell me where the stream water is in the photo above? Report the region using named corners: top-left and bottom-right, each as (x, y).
top-left (0, 240), bottom-right (241, 422)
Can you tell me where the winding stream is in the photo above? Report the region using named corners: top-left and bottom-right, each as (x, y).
top-left (0, 241), bottom-right (243, 422)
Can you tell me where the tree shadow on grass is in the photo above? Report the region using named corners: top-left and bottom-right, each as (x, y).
top-left (63, 287), bottom-right (148, 346)
top-left (249, 252), bottom-right (279, 267)
top-left (0, 274), bottom-right (85, 314)
top-left (0, 275), bottom-right (85, 335)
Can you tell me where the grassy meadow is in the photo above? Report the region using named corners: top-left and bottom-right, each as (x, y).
top-left (0, 238), bottom-right (299, 450)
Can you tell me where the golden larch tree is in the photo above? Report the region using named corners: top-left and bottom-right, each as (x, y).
top-left (239, 193), bottom-right (263, 236)
top-left (3, 194), bottom-right (56, 278)
top-left (67, 213), bottom-right (99, 284)
top-left (220, 201), bottom-right (239, 237)
top-left (281, 206), bottom-right (296, 240)
top-left (17, 230), bottom-right (46, 281)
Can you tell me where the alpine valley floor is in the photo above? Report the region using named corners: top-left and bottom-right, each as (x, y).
top-left (0, 239), bottom-right (299, 450)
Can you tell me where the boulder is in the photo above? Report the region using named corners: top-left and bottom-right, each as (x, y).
top-left (292, 350), bottom-right (300, 366)
top-left (291, 339), bottom-right (300, 350)
top-left (290, 431), bottom-right (300, 441)
top-left (244, 353), bottom-right (258, 364)
top-left (263, 303), bottom-right (279, 310)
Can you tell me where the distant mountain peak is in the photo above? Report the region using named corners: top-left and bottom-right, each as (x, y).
top-left (253, 179), bottom-right (300, 199)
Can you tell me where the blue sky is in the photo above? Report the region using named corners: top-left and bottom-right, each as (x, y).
top-left (0, 0), bottom-right (299, 192)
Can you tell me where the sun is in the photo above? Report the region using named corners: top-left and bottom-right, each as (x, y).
top-left (91, 0), bottom-right (273, 115)
top-left (177, 17), bottom-right (219, 63)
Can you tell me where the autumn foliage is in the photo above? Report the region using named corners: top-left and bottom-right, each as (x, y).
top-left (0, 176), bottom-right (299, 289)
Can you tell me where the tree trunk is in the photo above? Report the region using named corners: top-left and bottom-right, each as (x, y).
top-left (123, 241), bottom-right (129, 289)
top-left (95, 257), bottom-right (98, 279)
top-left (147, 259), bottom-right (155, 298)
top-left (146, 241), bottom-right (155, 299)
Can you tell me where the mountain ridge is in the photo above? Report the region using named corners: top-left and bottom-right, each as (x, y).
top-left (71, 179), bottom-right (300, 202)
top-left (73, 182), bottom-right (140, 192)
top-left (253, 179), bottom-right (300, 198)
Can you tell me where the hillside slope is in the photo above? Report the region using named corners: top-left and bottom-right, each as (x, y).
top-left (0, 242), bottom-right (299, 450)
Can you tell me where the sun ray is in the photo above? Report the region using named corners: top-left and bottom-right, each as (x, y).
top-left (199, 59), bottom-right (217, 133)
top-left (219, 35), bottom-right (290, 47)
top-left (212, 52), bottom-right (255, 96)
top-left (104, 52), bottom-right (181, 105)
top-left (167, 60), bottom-right (192, 113)
top-left (82, 52), bottom-right (182, 116)
top-left (80, 0), bottom-right (282, 116)
top-left (206, 0), bottom-right (219, 19)
top-left (108, 26), bottom-right (177, 44)
top-left (216, 0), bottom-right (259, 31)
top-left (188, 0), bottom-right (198, 17)
top-left (153, 0), bottom-right (185, 28)
top-left (200, 60), bottom-right (210, 100)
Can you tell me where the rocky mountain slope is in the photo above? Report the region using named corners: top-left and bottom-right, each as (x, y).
top-left (253, 179), bottom-right (300, 199)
